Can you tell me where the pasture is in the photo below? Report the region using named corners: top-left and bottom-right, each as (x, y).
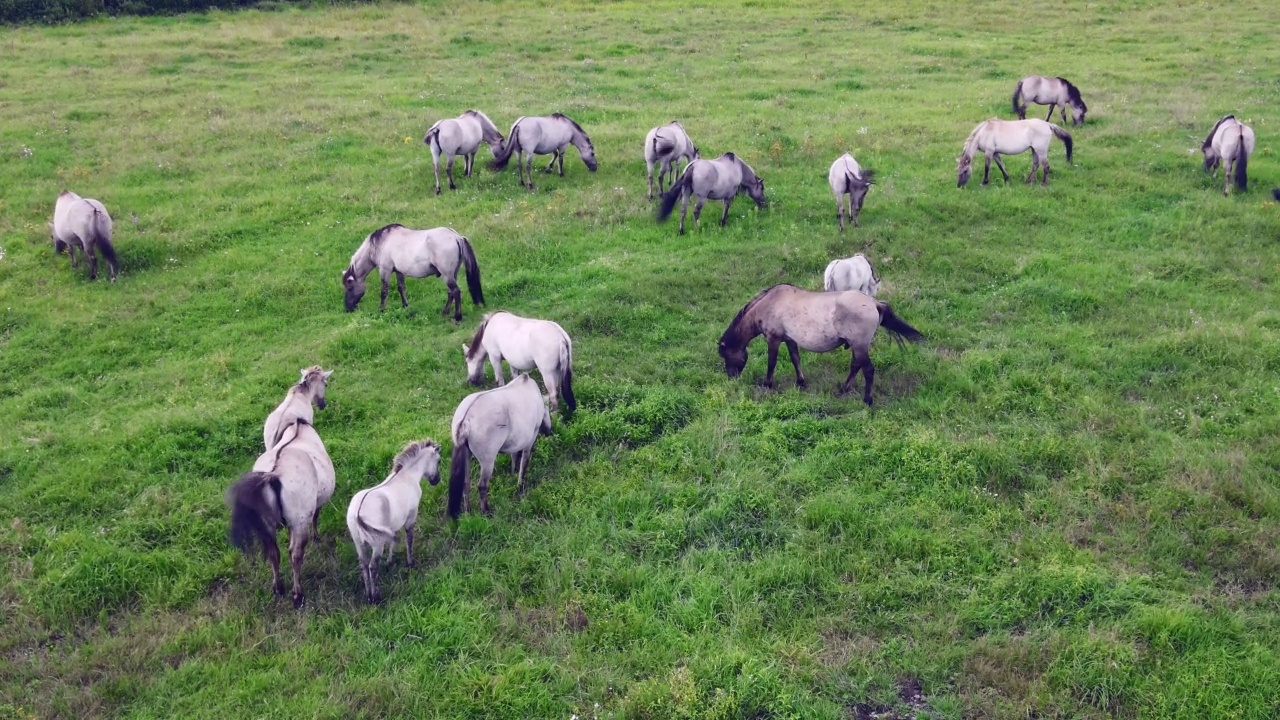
top-left (2, 0), bottom-right (1280, 717)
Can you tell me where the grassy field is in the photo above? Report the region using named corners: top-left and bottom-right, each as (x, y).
top-left (2, 0), bottom-right (1280, 717)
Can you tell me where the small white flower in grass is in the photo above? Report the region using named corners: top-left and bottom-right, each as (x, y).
top-left (19, 146), bottom-right (32, 158)
top-left (857, 127), bottom-right (868, 134)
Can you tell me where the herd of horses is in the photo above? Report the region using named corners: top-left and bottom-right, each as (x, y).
top-left (45, 73), bottom-right (1275, 606)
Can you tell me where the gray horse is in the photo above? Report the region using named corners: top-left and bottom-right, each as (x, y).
top-left (644, 121), bottom-right (699, 200)
top-left (656, 152), bottom-right (767, 234)
top-left (50, 190), bottom-right (118, 281)
top-left (342, 224), bottom-right (484, 320)
top-left (1012, 76), bottom-right (1088, 126)
top-left (490, 113), bottom-right (597, 190)
top-left (423, 110), bottom-right (505, 194)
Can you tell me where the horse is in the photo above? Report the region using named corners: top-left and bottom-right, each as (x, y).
top-left (342, 224), bottom-right (484, 320)
top-left (957, 118), bottom-right (1073, 187)
top-left (1012, 76), bottom-right (1088, 126)
top-left (823, 254), bottom-right (881, 297)
top-left (490, 113), bottom-right (597, 190)
top-left (827, 153), bottom-right (875, 230)
top-left (1202, 115), bottom-right (1255, 196)
top-left (263, 366), bottom-right (333, 449)
top-left (656, 152), bottom-right (767, 234)
top-left (423, 110), bottom-right (505, 195)
top-left (718, 284), bottom-right (923, 405)
top-left (645, 121), bottom-right (699, 200)
top-left (346, 439), bottom-right (440, 604)
top-left (226, 418), bottom-right (336, 608)
top-left (463, 311), bottom-right (576, 415)
top-left (50, 190), bottom-right (118, 281)
top-left (448, 373), bottom-right (553, 518)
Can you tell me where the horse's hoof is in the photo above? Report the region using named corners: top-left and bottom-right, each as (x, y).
top-left (863, 397), bottom-right (874, 407)
top-left (292, 593), bottom-right (305, 609)
top-left (796, 379), bottom-right (808, 390)
top-left (435, 188), bottom-right (441, 196)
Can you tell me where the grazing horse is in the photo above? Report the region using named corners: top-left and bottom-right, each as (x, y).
top-left (346, 439), bottom-right (440, 604)
top-left (656, 152), bottom-right (767, 234)
top-left (490, 113), bottom-right (597, 190)
top-left (827, 153), bottom-right (875, 230)
top-left (1012, 76), bottom-right (1089, 126)
top-left (718, 284), bottom-right (923, 405)
top-left (823, 254), bottom-right (881, 297)
top-left (263, 366), bottom-right (333, 449)
top-left (342, 224), bottom-right (484, 320)
top-left (463, 311), bottom-right (576, 415)
top-left (448, 374), bottom-right (553, 518)
top-left (957, 118), bottom-right (1073, 187)
top-left (227, 418), bottom-right (336, 608)
top-left (423, 110), bottom-right (505, 195)
top-left (50, 190), bottom-right (118, 281)
top-left (645, 121), bottom-right (699, 200)
top-left (1202, 115), bottom-right (1255, 196)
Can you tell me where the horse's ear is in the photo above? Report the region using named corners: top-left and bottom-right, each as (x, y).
top-left (462, 344), bottom-right (469, 355)
top-left (300, 368), bottom-right (310, 381)
top-left (342, 273), bottom-right (354, 290)
top-left (322, 370), bottom-right (333, 381)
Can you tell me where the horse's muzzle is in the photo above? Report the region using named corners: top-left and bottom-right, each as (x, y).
top-left (316, 398), bottom-right (326, 410)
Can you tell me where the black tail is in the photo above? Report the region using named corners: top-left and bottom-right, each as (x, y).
top-left (425, 126), bottom-right (441, 152)
top-left (226, 471), bottom-right (283, 558)
top-left (657, 169), bottom-right (692, 222)
top-left (458, 237), bottom-right (485, 305)
top-left (561, 363), bottom-right (576, 414)
top-left (490, 125), bottom-right (518, 170)
top-left (1050, 124), bottom-right (1074, 163)
top-left (877, 303), bottom-right (925, 344)
top-left (1012, 80), bottom-right (1024, 118)
top-left (447, 439), bottom-right (471, 519)
top-left (1233, 133), bottom-right (1248, 192)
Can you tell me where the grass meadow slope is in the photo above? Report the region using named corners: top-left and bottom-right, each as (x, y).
top-left (2, 0), bottom-right (1280, 717)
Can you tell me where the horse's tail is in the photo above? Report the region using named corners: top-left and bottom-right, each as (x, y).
top-left (227, 471), bottom-right (283, 558)
top-left (1272, 188), bottom-right (1280, 202)
top-left (559, 334), bottom-right (576, 415)
top-left (656, 167), bottom-right (692, 222)
top-left (1050, 124), bottom-right (1073, 163)
top-left (1012, 79), bottom-right (1024, 118)
top-left (490, 122), bottom-right (518, 170)
top-left (1233, 129), bottom-right (1248, 192)
top-left (651, 131), bottom-right (675, 160)
top-left (458, 236), bottom-right (485, 306)
top-left (823, 260), bottom-right (839, 292)
top-left (447, 434), bottom-right (471, 519)
top-left (424, 124), bottom-right (442, 153)
top-left (92, 207), bottom-right (119, 280)
top-left (877, 302), bottom-right (925, 344)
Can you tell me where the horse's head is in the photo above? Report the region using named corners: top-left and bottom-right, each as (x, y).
top-left (300, 366), bottom-right (333, 410)
top-left (746, 177), bottom-right (767, 208)
top-left (718, 340), bottom-right (747, 378)
top-left (342, 267), bottom-right (365, 312)
top-left (1070, 102), bottom-right (1087, 126)
top-left (579, 142), bottom-right (598, 172)
top-left (461, 344), bottom-right (486, 385)
top-left (1202, 145), bottom-right (1220, 172)
top-left (420, 443), bottom-right (442, 487)
top-left (691, 145), bottom-right (701, 161)
top-left (956, 154), bottom-right (973, 187)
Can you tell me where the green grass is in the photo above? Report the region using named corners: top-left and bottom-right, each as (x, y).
top-left (2, 0), bottom-right (1280, 717)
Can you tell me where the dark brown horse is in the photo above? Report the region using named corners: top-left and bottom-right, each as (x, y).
top-left (718, 284), bottom-right (923, 405)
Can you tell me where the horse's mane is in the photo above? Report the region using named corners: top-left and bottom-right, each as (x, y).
top-left (1203, 115), bottom-right (1235, 149)
top-left (720, 285), bottom-right (790, 346)
top-left (268, 417), bottom-right (310, 471)
top-left (960, 121), bottom-right (989, 159)
top-left (552, 113), bottom-right (592, 146)
top-left (367, 223), bottom-right (403, 249)
top-left (392, 439), bottom-right (438, 473)
top-left (295, 365), bottom-right (327, 390)
top-left (1057, 77), bottom-right (1086, 109)
top-left (465, 315), bottom-right (492, 361)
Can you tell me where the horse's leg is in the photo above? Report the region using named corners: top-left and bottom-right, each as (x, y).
top-left (860, 353), bottom-right (876, 406)
top-left (379, 271), bottom-right (391, 311)
top-left (557, 150), bottom-right (565, 176)
top-left (785, 340), bottom-right (807, 389)
top-left (449, 278), bottom-right (462, 321)
top-left (542, 372), bottom-right (560, 415)
top-left (647, 161), bottom-right (655, 200)
top-left (838, 347), bottom-right (864, 398)
top-left (87, 244), bottom-right (99, 280)
top-left (355, 539), bottom-right (375, 603)
top-left (720, 198), bottom-right (733, 227)
top-left (762, 338), bottom-right (780, 389)
top-left (478, 457), bottom-right (496, 516)
top-left (311, 507), bottom-right (321, 540)
top-left (517, 448), bottom-right (532, 495)
top-left (366, 540), bottom-right (382, 604)
top-left (524, 154), bottom-right (536, 192)
top-left (465, 152), bottom-right (474, 177)
top-left (1044, 104), bottom-right (1055, 122)
top-left (678, 192), bottom-right (690, 235)
top-left (837, 194), bottom-right (845, 232)
top-left (993, 154), bottom-right (1011, 183)
top-left (543, 151), bottom-right (558, 173)
top-left (490, 351), bottom-right (506, 386)
top-left (404, 525), bottom-right (415, 567)
top-left (396, 271), bottom-right (409, 308)
top-left (1042, 154), bottom-right (1051, 186)
top-left (1026, 151), bottom-right (1040, 184)
top-left (432, 153), bottom-right (442, 195)
top-left (1223, 158), bottom-right (1231, 196)
top-left (265, 533), bottom-right (283, 597)
top-left (446, 155), bottom-right (457, 191)
top-left (288, 528), bottom-right (308, 608)
top-left (982, 155), bottom-right (992, 185)
top-left (693, 198), bottom-right (706, 229)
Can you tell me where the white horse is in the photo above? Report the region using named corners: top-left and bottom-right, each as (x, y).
top-left (656, 152), bottom-right (767, 234)
top-left (1012, 76), bottom-right (1088, 125)
top-left (827, 153), bottom-right (875, 231)
top-left (448, 374), bottom-right (553, 518)
top-left (490, 113), bottom-right (597, 190)
top-left (346, 439), bottom-right (440, 604)
top-left (1202, 115), bottom-right (1255, 196)
top-left (342, 224), bottom-right (484, 320)
top-left (957, 118), bottom-right (1073, 187)
top-left (227, 418), bottom-right (336, 608)
top-left (644, 121), bottom-right (699, 200)
top-left (823, 254), bottom-right (881, 297)
top-left (263, 366), bottom-right (332, 448)
top-left (462, 311), bottom-right (576, 415)
top-left (423, 110), bottom-right (505, 195)
top-left (50, 190), bottom-right (118, 281)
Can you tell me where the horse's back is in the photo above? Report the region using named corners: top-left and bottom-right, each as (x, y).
top-left (488, 312), bottom-right (569, 369)
top-left (828, 154), bottom-right (861, 192)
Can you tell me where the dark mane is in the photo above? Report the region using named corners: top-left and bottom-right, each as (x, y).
top-left (465, 315), bottom-right (491, 361)
top-left (1203, 114), bottom-right (1234, 150)
top-left (551, 113), bottom-right (592, 147)
top-left (1057, 77), bottom-right (1086, 109)
top-left (392, 439), bottom-right (438, 473)
top-left (720, 284), bottom-right (789, 346)
top-left (367, 223), bottom-right (403, 248)
top-left (295, 365), bottom-right (326, 390)
top-left (722, 151), bottom-right (737, 161)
